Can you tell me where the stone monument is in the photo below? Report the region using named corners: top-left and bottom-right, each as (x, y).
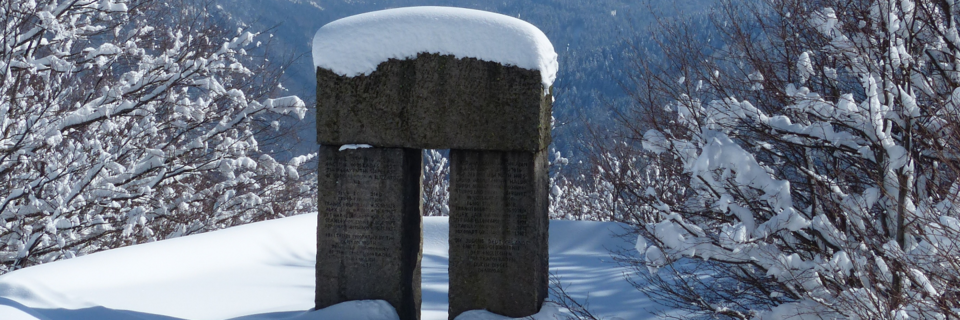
top-left (313, 7), bottom-right (556, 320)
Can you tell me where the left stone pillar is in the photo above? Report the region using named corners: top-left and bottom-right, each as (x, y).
top-left (316, 146), bottom-right (423, 320)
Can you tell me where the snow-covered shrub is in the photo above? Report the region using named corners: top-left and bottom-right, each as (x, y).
top-left (547, 145), bottom-right (672, 222)
top-left (613, 0), bottom-right (960, 318)
top-left (0, 0), bottom-right (314, 272)
top-left (422, 149), bottom-right (449, 216)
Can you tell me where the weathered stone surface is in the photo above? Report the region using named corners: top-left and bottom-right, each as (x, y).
top-left (447, 149), bottom-right (549, 319)
top-left (316, 53), bottom-right (552, 152)
top-left (316, 146), bottom-right (423, 320)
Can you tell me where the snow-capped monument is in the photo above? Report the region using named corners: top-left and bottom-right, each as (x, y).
top-left (312, 7), bottom-right (557, 320)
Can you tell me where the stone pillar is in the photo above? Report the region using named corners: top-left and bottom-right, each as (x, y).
top-left (447, 149), bottom-right (549, 319)
top-left (316, 146), bottom-right (423, 320)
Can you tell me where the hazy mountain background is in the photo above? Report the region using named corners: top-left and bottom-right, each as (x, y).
top-left (213, 0), bottom-right (716, 161)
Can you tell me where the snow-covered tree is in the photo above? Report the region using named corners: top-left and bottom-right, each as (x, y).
top-left (548, 145), bottom-right (653, 222)
top-left (422, 149), bottom-right (449, 216)
top-left (611, 0), bottom-right (960, 318)
top-left (0, 0), bottom-right (314, 273)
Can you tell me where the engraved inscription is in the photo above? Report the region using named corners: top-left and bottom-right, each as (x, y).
top-left (322, 155), bottom-right (401, 267)
top-left (451, 153), bottom-right (534, 274)
top-left (451, 163), bottom-right (503, 236)
top-left (452, 237), bottom-right (531, 273)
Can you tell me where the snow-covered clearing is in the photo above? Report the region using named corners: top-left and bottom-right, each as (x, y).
top-left (0, 215), bottom-right (665, 319)
top-left (312, 6), bottom-right (558, 88)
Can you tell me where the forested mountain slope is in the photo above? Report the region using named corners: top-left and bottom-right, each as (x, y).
top-left (215, 0), bottom-right (716, 158)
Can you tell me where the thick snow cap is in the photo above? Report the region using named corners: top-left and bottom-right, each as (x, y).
top-left (313, 6), bottom-right (559, 88)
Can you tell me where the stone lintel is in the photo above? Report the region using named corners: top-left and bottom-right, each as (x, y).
top-left (316, 53), bottom-right (552, 152)
top-left (316, 146), bottom-right (423, 320)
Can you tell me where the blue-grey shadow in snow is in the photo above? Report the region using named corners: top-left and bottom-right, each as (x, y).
top-left (0, 297), bottom-right (184, 320)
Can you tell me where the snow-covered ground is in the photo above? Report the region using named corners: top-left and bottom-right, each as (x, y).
top-left (0, 215), bottom-right (664, 319)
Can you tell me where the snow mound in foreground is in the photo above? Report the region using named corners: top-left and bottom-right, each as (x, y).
top-left (0, 215), bottom-right (661, 320)
top-left (455, 302), bottom-right (569, 320)
top-left (312, 6), bottom-right (558, 88)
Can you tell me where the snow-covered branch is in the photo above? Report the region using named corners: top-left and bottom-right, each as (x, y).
top-left (0, 0), bottom-right (314, 272)
top-left (604, 0), bottom-right (960, 318)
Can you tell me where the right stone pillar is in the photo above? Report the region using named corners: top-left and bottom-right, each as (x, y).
top-left (448, 149), bottom-right (549, 319)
